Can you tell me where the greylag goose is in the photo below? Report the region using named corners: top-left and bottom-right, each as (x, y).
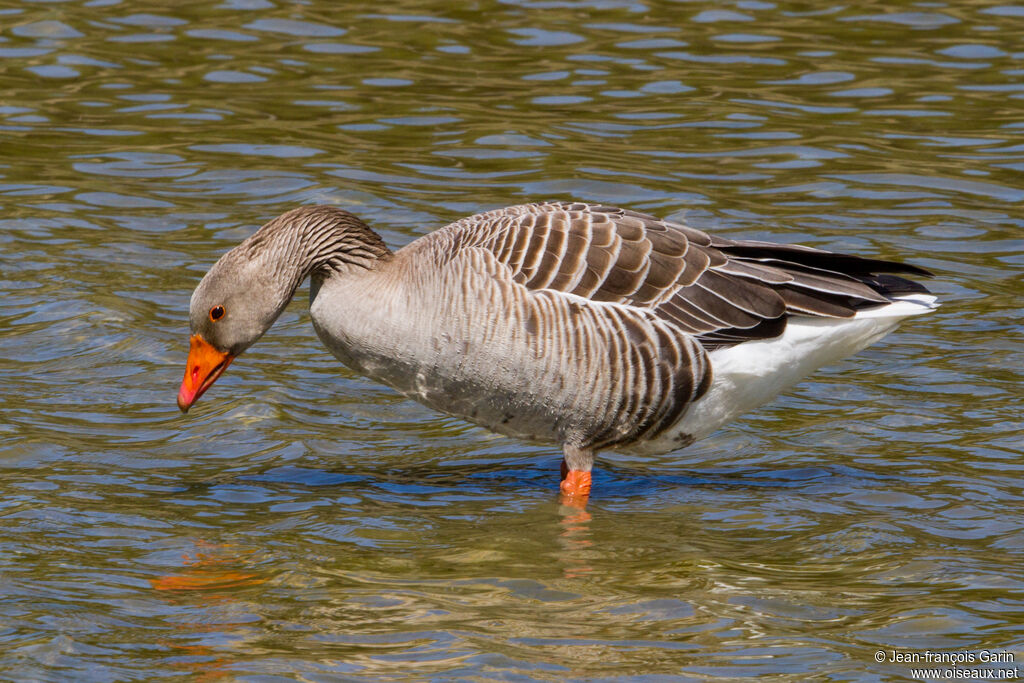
top-left (178, 202), bottom-right (935, 502)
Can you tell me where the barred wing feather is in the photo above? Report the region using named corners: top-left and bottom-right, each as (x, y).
top-left (439, 201), bottom-right (930, 351)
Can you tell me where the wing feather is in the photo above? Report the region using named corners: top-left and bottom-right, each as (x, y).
top-left (430, 201), bottom-right (931, 352)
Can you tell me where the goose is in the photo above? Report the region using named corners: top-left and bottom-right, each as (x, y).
top-left (178, 202), bottom-right (936, 503)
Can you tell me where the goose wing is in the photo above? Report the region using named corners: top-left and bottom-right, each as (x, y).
top-left (440, 201), bottom-right (930, 350)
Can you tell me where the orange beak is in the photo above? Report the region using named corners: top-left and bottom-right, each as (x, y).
top-left (178, 334), bottom-right (234, 413)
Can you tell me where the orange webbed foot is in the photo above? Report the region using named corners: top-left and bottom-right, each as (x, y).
top-left (559, 469), bottom-right (591, 509)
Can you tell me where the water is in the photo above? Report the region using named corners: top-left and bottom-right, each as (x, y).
top-left (2, 1), bottom-right (1022, 680)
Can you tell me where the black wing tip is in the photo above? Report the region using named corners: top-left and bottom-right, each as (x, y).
top-left (721, 242), bottom-right (933, 277)
top-left (860, 272), bottom-right (933, 296)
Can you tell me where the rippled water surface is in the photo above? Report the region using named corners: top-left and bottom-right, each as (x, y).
top-left (2, 1), bottom-right (1023, 680)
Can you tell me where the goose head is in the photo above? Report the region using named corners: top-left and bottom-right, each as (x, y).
top-left (177, 205), bottom-right (391, 413)
top-left (177, 246), bottom-right (289, 412)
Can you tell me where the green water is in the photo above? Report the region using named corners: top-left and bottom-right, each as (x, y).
top-left (1, 1), bottom-right (1022, 680)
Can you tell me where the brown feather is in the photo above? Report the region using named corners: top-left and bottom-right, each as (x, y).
top-left (439, 200), bottom-right (931, 353)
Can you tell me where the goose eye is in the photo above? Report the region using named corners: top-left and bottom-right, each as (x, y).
top-left (209, 305), bottom-right (226, 322)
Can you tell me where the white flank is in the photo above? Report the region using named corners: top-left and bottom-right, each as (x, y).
top-left (638, 294), bottom-right (938, 453)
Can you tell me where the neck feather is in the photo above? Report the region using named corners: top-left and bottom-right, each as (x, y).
top-left (242, 205), bottom-right (392, 290)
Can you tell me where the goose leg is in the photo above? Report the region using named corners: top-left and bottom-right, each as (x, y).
top-left (559, 443), bottom-right (593, 505)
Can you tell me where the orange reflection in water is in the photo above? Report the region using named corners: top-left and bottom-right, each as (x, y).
top-left (151, 541), bottom-right (270, 681)
top-left (150, 540), bottom-right (267, 592)
top-left (558, 500), bottom-right (594, 579)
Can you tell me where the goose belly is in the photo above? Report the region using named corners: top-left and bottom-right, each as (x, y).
top-left (397, 362), bottom-right (574, 444)
top-left (309, 280), bottom-right (602, 445)
top-left (313, 323), bottom-right (591, 445)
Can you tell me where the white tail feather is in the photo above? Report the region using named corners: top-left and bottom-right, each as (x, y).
top-left (638, 295), bottom-right (938, 452)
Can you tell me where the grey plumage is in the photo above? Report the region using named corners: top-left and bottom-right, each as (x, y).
top-left (183, 201), bottom-right (935, 494)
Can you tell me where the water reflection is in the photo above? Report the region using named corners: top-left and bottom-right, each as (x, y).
top-left (150, 541), bottom-right (266, 592)
top-left (557, 503), bottom-right (595, 579)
